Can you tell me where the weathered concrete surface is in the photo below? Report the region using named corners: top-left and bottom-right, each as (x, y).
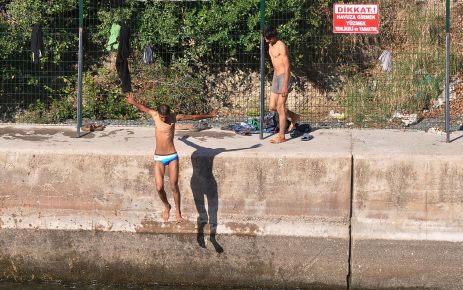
top-left (0, 125), bottom-right (352, 288)
top-left (0, 229), bottom-right (345, 289)
top-left (2, 125), bottom-right (463, 289)
top-left (351, 130), bottom-right (463, 290)
top-left (351, 240), bottom-right (463, 290)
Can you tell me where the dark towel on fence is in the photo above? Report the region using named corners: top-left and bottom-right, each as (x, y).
top-left (116, 24), bottom-right (132, 93)
top-left (31, 24), bottom-right (43, 64)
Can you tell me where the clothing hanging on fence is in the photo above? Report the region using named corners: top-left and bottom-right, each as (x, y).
top-left (0, 3), bottom-right (5, 13)
top-left (31, 24), bottom-right (43, 64)
top-left (116, 24), bottom-right (132, 93)
top-left (378, 50), bottom-right (392, 72)
top-left (0, 1), bottom-right (11, 21)
top-left (106, 23), bottom-right (121, 51)
top-left (143, 44), bottom-right (153, 64)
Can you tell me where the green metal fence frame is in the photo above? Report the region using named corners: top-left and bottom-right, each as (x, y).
top-left (445, 0), bottom-right (451, 142)
top-left (77, 0), bottom-right (84, 137)
top-left (259, 0), bottom-right (265, 140)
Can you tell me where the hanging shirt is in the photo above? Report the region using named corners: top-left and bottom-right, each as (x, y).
top-left (379, 50), bottom-right (392, 72)
top-left (116, 24), bottom-right (132, 93)
top-left (31, 24), bottom-right (43, 64)
top-left (106, 23), bottom-right (121, 51)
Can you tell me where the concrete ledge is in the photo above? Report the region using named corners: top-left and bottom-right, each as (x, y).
top-left (351, 130), bottom-right (463, 289)
top-left (2, 126), bottom-right (463, 288)
top-left (0, 126), bottom-right (352, 288)
top-left (0, 152), bottom-right (352, 237)
top-left (353, 156), bottom-right (463, 242)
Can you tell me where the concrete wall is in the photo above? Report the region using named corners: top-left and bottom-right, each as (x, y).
top-left (1, 128), bottom-right (463, 289)
top-left (0, 150), bottom-right (352, 289)
top-left (352, 155), bottom-right (463, 289)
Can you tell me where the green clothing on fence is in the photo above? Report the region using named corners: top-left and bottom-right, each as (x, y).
top-left (106, 23), bottom-right (121, 51)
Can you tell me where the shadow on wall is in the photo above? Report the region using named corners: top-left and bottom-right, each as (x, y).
top-left (179, 135), bottom-right (261, 253)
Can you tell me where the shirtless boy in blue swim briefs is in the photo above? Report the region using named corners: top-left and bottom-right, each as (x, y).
top-left (127, 93), bottom-right (217, 223)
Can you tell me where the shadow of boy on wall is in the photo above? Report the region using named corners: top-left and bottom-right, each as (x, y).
top-left (179, 135), bottom-right (261, 253)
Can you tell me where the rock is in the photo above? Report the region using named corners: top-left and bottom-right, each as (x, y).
top-left (401, 113), bottom-right (418, 126)
top-left (433, 80), bottom-right (462, 108)
top-left (427, 127), bottom-right (445, 134)
top-left (329, 110), bottom-right (345, 120)
top-left (389, 112), bottom-right (418, 126)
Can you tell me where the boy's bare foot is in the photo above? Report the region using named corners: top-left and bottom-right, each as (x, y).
top-left (288, 114), bottom-right (300, 132)
top-left (176, 211), bottom-right (184, 224)
top-left (270, 136), bottom-right (287, 144)
top-left (162, 204), bottom-right (171, 222)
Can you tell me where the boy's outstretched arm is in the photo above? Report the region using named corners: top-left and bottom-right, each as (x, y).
top-left (176, 110), bottom-right (218, 121)
top-left (126, 93), bottom-right (156, 117)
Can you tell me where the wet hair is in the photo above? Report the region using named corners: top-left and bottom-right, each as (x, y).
top-left (263, 25), bottom-right (278, 39)
top-left (157, 104), bottom-right (170, 116)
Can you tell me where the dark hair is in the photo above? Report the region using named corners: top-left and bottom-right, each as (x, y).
top-left (157, 104), bottom-right (170, 116)
top-left (263, 25), bottom-right (278, 39)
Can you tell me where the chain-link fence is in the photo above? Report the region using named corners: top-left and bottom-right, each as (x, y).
top-left (81, 0), bottom-right (262, 127)
top-left (272, 0), bottom-right (462, 131)
top-left (1, 0), bottom-right (462, 131)
top-left (0, 0), bottom-right (79, 123)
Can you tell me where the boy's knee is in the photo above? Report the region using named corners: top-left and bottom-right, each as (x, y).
top-left (169, 181), bottom-right (179, 191)
top-left (156, 184), bottom-right (165, 193)
top-left (269, 105), bottom-right (277, 111)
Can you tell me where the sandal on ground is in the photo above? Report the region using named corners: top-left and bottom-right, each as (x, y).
top-left (301, 133), bottom-right (313, 141)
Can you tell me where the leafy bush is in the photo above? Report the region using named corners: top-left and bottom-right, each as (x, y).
top-left (2, 0), bottom-right (334, 122)
top-left (80, 67), bottom-right (138, 120)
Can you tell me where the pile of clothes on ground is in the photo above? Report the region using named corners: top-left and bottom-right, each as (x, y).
top-left (223, 112), bottom-right (313, 140)
top-left (221, 119), bottom-right (260, 136)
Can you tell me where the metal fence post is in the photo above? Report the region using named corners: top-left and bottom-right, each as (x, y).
top-left (259, 0), bottom-right (265, 140)
top-left (445, 0), bottom-right (450, 143)
top-left (76, 0), bottom-right (84, 137)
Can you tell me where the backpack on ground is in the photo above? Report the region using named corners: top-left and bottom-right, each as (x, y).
top-left (290, 123), bottom-right (312, 138)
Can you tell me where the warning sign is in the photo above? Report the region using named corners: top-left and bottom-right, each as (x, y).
top-left (333, 4), bottom-right (379, 34)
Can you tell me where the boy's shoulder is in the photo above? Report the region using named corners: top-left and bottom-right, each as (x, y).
top-left (276, 40), bottom-right (287, 50)
top-left (149, 110), bottom-right (159, 119)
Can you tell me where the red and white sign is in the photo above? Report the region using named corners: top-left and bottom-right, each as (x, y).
top-left (333, 4), bottom-right (379, 34)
